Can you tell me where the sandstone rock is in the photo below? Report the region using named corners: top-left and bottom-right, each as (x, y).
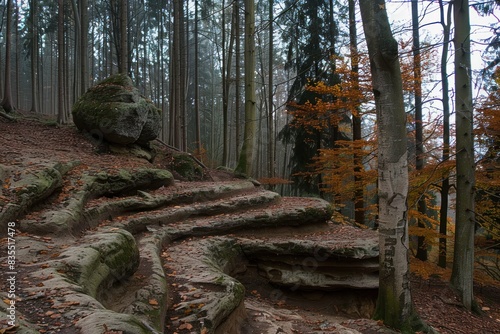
top-left (72, 73), bottom-right (161, 145)
top-left (239, 236), bottom-right (379, 290)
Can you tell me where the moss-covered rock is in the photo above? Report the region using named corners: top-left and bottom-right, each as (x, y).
top-left (72, 73), bottom-right (161, 145)
top-left (58, 229), bottom-right (140, 299)
top-left (171, 153), bottom-right (203, 180)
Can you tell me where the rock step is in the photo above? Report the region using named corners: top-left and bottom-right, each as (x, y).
top-left (118, 187), bottom-right (282, 234)
top-left (15, 228), bottom-right (158, 333)
top-left (239, 224), bottom-right (379, 291)
top-left (167, 196), bottom-right (332, 238)
top-left (18, 167), bottom-right (174, 236)
top-left (9, 182), bottom-right (333, 333)
top-left (163, 237), bottom-right (247, 334)
top-left (82, 180), bottom-right (261, 232)
top-left (0, 160), bottom-right (76, 233)
top-left (163, 225), bottom-right (379, 333)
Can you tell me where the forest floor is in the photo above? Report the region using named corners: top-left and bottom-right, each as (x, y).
top-left (1, 115), bottom-right (500, 334)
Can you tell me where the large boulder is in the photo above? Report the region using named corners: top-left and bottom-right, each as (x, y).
top-left (72, 73), bottom-right (161, 145)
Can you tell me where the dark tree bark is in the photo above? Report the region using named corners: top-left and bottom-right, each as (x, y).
top-left (169, 0), bottom-right (186, 150)
top-left (2, 0), bottom-right (15, 113)
top-left (349, 0), bottom-right (365, 225)
top-left (119, 0), bottom-right (128, 74)
top-left (29, 0), bottom-right (38, 113)
top-left (438, 0), bottom-right (452, 269)
top-left (412, 0), bottom-right (428, 262)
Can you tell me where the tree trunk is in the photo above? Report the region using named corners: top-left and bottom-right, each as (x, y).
top-left (194, 0), bottom-right (202, 159)
top-left (438, 0), bottom-right (452, 269)
top-left (412, 0), bottom-right (428, 262)
top-left (70, 0), bottom-right (81, 103)
top-left (359, 1), bottom-right (429, 331)
top-left (81, 0), bottom-right (89, 95)
top-left (222, 0), bottom-right (228, 166)
top-left (29, 0), bottom-right (38, 113)
top-left (451, 0), bottom-right (476, 312)
top-left (2, 0), bottom-right (15, 113)
top-left (235, 0), bottom-right (241, 161)
top-left (169, 0), bottom-right (186, 150)
top-left (235, 0), bottom-right (256, 176)
top-left (14, 2), bottom-right (20, 109)
top-left (57, 0), bottom-right (66, 124)
top-left (268, 0), bottom-right (275, 179)
top-left (349, 0), bottom-right (364, 225)
top-left (119, 0), bottom-right (128, 74)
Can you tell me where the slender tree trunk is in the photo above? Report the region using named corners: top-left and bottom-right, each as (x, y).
top-left (268, 0), bottom-right (275, 179)
top-left (359, 1), bottom-right (430, 331)
top-left (119, 0), bottom-right (128, 74)
top-left (222, 0), bottom-right (229, 165)
top-left (1, 0), bottom-right (14, 113)
top-left (349, 0), bottom-right (364, 225)
top-left (81, 0), bottom-right (89, 95)
top-left (169, 0), bottom-right (185, 150)
top-left (58, 0), bottom-right (66, 124)
top-left (451, 0), bottom-right (476, 312)
top-left (29, 0), bottom-right (38, 113)
top-left (235, 0), bottom-right (256, 176)
top-left (439, 0), bottom-right (452, 269)
top-left (235, 0), bottom-right (241, 160)
top-left (412, 0), bottom-right (428, 262)
top-left (14, 2), bottom-right (19, 109)
top-left (70, 0), bottom-right (81, 102)
top-left (194, 0), bottom-right (202, 159)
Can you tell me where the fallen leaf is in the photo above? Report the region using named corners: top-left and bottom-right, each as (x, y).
top-left (178, 323), bottom-right (193, 330)
top-left (149, 299), bottom-right (159, 306)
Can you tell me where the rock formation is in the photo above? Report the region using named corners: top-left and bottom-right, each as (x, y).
top-left (72, 73), bottom-right (161, 146)
top-left (0, 120), bottom-right (391, 334)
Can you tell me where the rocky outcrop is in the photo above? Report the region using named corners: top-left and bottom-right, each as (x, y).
top-left (240, 236), bottom-right (379, 290)
top-left (72, 73), bottom-right (161, 145)
top-left (0, 152), bottom-right (385, 334)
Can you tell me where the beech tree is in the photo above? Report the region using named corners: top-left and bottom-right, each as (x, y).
top-left (450, 0), bottom-right (476, 312)
top-left (412, 0), bottom-right (428, 262)
top-left (438, 0), bottom-right (453, 269)
top-left (235, 0), bottom-right (257, 176)
top-left (57, 0), bottom-right (66, 124)
top-left (358, 0), bottom-right (431, 331)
